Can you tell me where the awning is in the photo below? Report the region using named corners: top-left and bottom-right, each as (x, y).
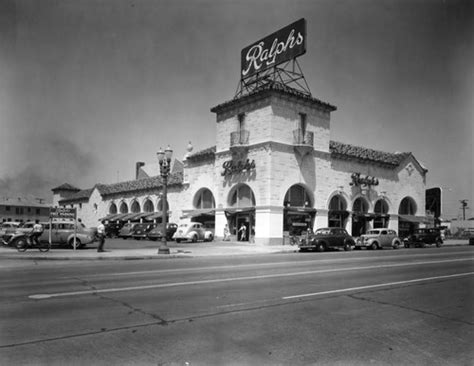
top-left (225, 207), bottom-right (256, 216)
top-left (146, 212), bottom-right (165, 220)
top-left (110, 213), bottom-right (130, 221)
top-left (399, 214), bottom-right (429, 223)
top-left (99, 213), bottom-right (119, 221)
top-left (181, 208), bottom-right (215, 218)
top-left (120, 213), bottom-right (141, 221)
top-left (284, 207), bottom-right (317, 215)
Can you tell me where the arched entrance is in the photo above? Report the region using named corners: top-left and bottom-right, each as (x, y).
top-left (109, 203), bottom-right (117, 215)
top-left (374, 199), bottom-right (389, 228)
top-left (398, 196), bottom-right (417, 238)
top-left (283, 184), bottom-right (315, 235)
top-left (328, 195), bottom-right (349, 228)
top-left (352, 197), bottom-right (370, 235)
top-left (225, 184), bottom-right (255, 242)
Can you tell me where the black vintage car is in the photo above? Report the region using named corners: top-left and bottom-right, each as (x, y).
top-left (299, 227), bottom-right (354, 252)
top-left (131, 223), bottom-right (156, 240)
top-left (404, 228), bottom-right (443, 248)
top-left (147, 223), bottom-right (178, 241)
top-left (104, 222), bottom-right (123, 238)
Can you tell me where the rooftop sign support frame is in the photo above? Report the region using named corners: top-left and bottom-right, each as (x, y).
top-left (236, 18), bottom-right (311, 98)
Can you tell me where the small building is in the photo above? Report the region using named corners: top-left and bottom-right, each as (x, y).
top-left (0, 196), bottom-right (51, 223)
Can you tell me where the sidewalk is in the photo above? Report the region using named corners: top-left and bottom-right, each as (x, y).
top-left (0, 239), bottom-right (469, 261)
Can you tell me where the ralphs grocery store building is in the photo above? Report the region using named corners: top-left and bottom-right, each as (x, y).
top-left (53, 19), bottom-right (429, 245)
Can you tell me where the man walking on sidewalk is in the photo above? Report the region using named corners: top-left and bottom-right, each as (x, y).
top-left (97, 220), bottom-right (106, 252)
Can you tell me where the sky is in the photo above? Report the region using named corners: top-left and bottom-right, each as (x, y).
top-left (0, 0), bottom-right (472, 220)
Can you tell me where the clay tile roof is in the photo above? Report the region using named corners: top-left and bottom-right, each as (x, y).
top-left (58, 188), bottom-right (94, 203)
top-left (51, 183), bottom-right (81, 192)
top-left (211, 83), bottom-right (337, 114)
top-left (186, 146), bottom-right (217, 162)
top-left (330, 141), bottom-right (411, 167)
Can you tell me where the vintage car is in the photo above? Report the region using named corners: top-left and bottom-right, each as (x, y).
top-left (147, 223), bottom-right (178, 241)
top-left (5, 220), bottom-right (97, 249)
top-left (117, 222), bottom-right (139, 239)
top-left (0, 222), bottom-right (22, 242)
top-left (299, 227), bottom-right (355, 252)
top-left (172, 221), bottom-right (214, 243)
top-left (104, 222), bottom-right (124, 238)
top-left (130, 223), bottom-right (156, 240)
top-left (355, 229), bottom-right (402, 250)
top-left (404, 227), bottom-right (443, 248)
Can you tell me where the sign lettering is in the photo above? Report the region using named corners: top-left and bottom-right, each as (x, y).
top-left (241, 19), bottom-right (306, 78)
top-left (350, 173), bottom-right (379, 188)
top-left (222, 159), bottom-right (256, 177)
top-left (50, 207), bottom-right (77, 219)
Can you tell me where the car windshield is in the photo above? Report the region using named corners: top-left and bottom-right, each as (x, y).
top-left (315, 229), bottom-right (332, 235)
top-left (367, 230), bottom-right (380, 235)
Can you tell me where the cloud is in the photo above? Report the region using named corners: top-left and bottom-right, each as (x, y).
top-left (0, 137), bottom-right (97, 201)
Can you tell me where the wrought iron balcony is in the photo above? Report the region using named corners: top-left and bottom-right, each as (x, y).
top-left (293, 129), bottom-right (314, 157)
top-left (230, 130), bottom-right (250, 147)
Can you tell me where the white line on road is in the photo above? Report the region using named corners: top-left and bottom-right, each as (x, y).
top-left (29, 258), bottom-right (474, 300)
top-left (282, 272), bottom-right (474, 299)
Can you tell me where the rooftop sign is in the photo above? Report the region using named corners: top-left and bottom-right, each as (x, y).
top-left (241, 18), bottom-right (306, 79)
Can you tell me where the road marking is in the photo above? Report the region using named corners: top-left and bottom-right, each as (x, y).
top-left (29, 258), bottom-right (474, 300)
top-left (282, 272), bottom-right (474, 299)
top-left (75, 251), bottom-right (474, 278)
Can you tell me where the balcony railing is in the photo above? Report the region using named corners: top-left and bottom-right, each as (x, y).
top-left (292, 129), bottom-right (314, 146)
top-left (230, 130), bottom-right (250, 147)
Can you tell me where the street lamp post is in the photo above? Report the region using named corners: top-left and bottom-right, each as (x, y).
top-left (157, 146), bottom-right (173, 254)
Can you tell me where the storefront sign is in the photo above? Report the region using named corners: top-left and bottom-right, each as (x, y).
top-left (50, 207), bottom-right (77, 219)
top-left (350, 173), bottom-right (379, 187)
top-left (222, 159), bottom-right (256, 177)
top-left (241, 18), bottom-right (306, 78)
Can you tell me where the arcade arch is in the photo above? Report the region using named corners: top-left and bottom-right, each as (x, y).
top-left (328, 194), bottom-right (349, 228)
top-left (283, 184), bottom-right (315, 235)
top-left (226, 184), bottom-right (256, 242)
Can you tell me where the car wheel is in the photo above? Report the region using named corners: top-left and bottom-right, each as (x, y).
top-left (315, 243), bottom-right (325, 252)
top-left (392, 241), bottom-right (400, 249)
top-left (371, 242), bottom-right (378, 250)
top-left (191, 234), bottom-right (198, 243)
top-left (176, 239), bottom-right (181, 243)
top-left (404, 243), bottom-right (410, 248)
top-left (207, 234), bottom-right (214, 242)
top-left (69, 239), bottom-right (82, 249)
top-left (15, 238), bottom-right (28, 252)
top-left (343, 242), bottom-right (352, 251)
top-left (435, 238), bottom-right (442, 247)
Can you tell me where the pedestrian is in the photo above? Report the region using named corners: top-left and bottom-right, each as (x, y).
top-left (223, 224), bottom-right (230, 241)
top-left (238, 223), bottom-right (247, 241)
top-left (31, 220), bottom-right (44, 246)
top-left (97, 220), bottom-right (106, 252)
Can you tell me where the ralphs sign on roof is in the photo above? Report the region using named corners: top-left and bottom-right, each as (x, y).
top-left (241, 18), bottom-right (306, 78)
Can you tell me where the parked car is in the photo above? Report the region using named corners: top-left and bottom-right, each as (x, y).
top-left (0, 222), bottom-right (22, 243)
top-left (5, 220), bottom-right (97, 249)
top-left (131, 223), bottom-right (156, 240)
top-left (355, 229), bottom-right (402, 250)
top-left (172, 221), bottom-right (214, 243)
top-left (147, 223), bottom-right (178, 241)
top-left (118, 223), bottom-right (139, 239)
top-left (299, 227), bottom-right (354, 252)
top-left (404, 227), bottom-right (443, 248)
top-left (104, 222), bottom-right (124, 238)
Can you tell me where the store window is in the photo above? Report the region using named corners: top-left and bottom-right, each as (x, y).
top-left (283, 184), bottom-right (315, 235)
top-left (328, 195), bottom-right (348, 228)
top-left (374, 199), bottom-right (389, 228)
top-left (194, 189), bottom-right (215, 209)
top-left (352, 197), bottom-right (370, 235)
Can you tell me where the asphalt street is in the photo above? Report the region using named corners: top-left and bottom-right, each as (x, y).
top-left (1, 246), bottom-right (473, 365)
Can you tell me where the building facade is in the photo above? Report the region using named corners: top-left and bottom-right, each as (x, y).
top-left (0, 197), bottom-right (51, 223)
top-left (54, 84), bottom-right (428, 245)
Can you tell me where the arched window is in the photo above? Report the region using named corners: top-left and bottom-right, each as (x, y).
top-left (157, 198), bottom-right (169, 212)
top-left (143, 199), bottom-right (154, 213)
top-left (375, 200), bottom-right (389, 215)
top-left (284, 184), bottom-right (312, 207)
top-left (194, 189), bottom-right (215, 209)
top-left (329, 195), bottom-right (346, 211)
top-left (399, 197), bottom-right (417, 215)
top-left (109, 203), bottom-right (118, 214)
top-left (353, 198), bottom-right (369, 213)
top-left (119, 202), bottom-right (128, 214)
top-left (229, 184), bottom-right (255, 208)
top-left (130, 200), bottom-right (140, 213)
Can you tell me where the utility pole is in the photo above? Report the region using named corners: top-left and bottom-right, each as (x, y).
top-left (459, 199), bottom-right (469, 221)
